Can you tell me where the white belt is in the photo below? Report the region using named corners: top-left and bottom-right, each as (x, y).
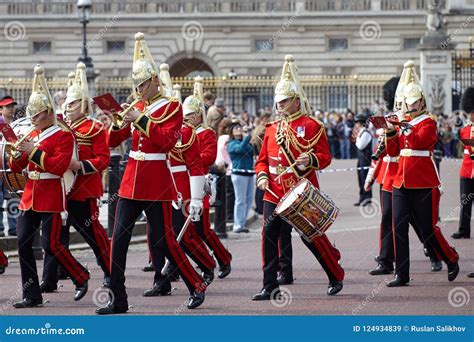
top-left (28, 171), bottom-right (60, 180)
top-left (269, 165), bottom-right (294, 175)
top-left (400, 149), bottom-right (431, 157)
top-left (383, 156), bottom-right (399, 163)
top-left (169, 165), bottom-right (187, 173)
top-left (464, 149), bottom-right (471, 155)
top-left (129, 151), bottom-right (167, 161)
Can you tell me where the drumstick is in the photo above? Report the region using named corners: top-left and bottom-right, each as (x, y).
top-left (265, 186), bottom-right (278, 199)
top-left (274, 161), bottom-right (298, 182)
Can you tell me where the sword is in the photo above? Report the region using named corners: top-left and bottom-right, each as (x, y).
top-left (161, 214), bottom-right (193, 275)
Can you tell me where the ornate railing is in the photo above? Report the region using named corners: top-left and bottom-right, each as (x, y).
top-left (0, 75), bottom-right (392, 114)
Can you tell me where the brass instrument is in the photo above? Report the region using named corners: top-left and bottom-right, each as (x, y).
top-left (6, 126), bottom-right (37, 159)
top-left (371, 135), bottom-right (385, 161)
top-left (112, 97), bottom-right (142, 128)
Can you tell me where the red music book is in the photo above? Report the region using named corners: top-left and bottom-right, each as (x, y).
top-left (0, 117), bottom-right (18, 143)
top-left (92, 93), bottom-right (123, 114)
top-left (369, 116), bottom-right (387, 129)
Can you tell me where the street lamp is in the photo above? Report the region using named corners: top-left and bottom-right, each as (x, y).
top-left (228, 69), bottom-right (237, 112)
top-left (77, 0), bottom-right (97, 99)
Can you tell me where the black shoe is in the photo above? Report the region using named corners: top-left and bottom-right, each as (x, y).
top-left (423, 247), bottom-right (429, 257)
top-left (467, 272), bottom-right (474, 278)
top-left (369, 264), bottom-right (393, 275)
top-left (277, 274), bottom-right (294, 285)
top-left (143, 282), bottom-right (172, 297)
top-left (386, 275), bottom-right (409, 287)
top-left (374, 255), bottom-right (381, 262)
top-left (40, 281), bottom-right (58, 293)
top-left (202, 269), bottom-right (214, 285)
top-left (431, 261), bottom-right (442, 272)
top-left (95, 302), bottom-right (128, 315)
top-left (451, 231), bottom-right (470, 239)
top-left (361, 199), bottom-right (372, 206)
top-left (13, 298), bottom-right (43, 308)
top-left (448, 262), bottom-right (460, 282)
top-left (251, 288), bottom-right (280, 301)
top-left (74, 280), bottom-right (88, 301)
top-left (218, 264), bottom-right (231, 279)
top-left (187, 290), bottom-right (205, 309)
top-left (0, 265), bottom-right (5, 275)
top-left (102, 276), bottom-right (111, 288)
top-left (327, 281), bottom-right (343, 296)
top-left (353, 202), bottom-right (361, 207)
top-left (142, 264), bottom-right (154, 272)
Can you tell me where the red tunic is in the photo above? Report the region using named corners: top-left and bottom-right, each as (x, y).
top-left (10, 124), bottom-right (74, 212)
top-left (169, 123), bottom-right (205, 201)
top-left (459, 125), bottom-right (474, 179)
top-left (386, 114), bottom-right (440, 189)
top-left (255, 113), bottom-right (331, 204)
top-left (109, 97), bottom-right (182, 201)
top-left (68, 117), bottom-right (110, 201)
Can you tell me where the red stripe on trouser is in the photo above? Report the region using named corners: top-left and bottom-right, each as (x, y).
top-left (431, 189), bottom-right (459, 263)
top-left (50, 213), bottom-right (89, 284)
top-left (89, 199), bottom-right (111, 274)
top-left (161, 202), bottom-right (203, 290)
top-left (183, 227), bottom-right (216, 269)
top-left (0, 249), bottom-right (7, 266)
top-left (201, 209), bottom-right (232, 265)
top-left (311, 235), bottom-right (344, 281)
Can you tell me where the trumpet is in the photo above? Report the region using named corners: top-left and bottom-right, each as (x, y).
top-left (7, 126), bottom-right (37, 159)
top-left (371, 135), bottom-right (385, 161)
top-left (112, 97), bottom-right (142, 128)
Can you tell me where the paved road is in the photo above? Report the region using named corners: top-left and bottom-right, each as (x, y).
top-left (0, 159), bottom-right (472, 315)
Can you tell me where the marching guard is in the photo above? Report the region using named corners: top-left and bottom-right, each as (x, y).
top-left (12, 65), bottom-right (90, 308)
top-left (253, 55), bottom-right (344, 300)
top-left (97, 33), bottom-right (207, 314)
top-left (385, 61), bottom-right (459, 287)
top-left (40, 62), bottom-right (111, 292)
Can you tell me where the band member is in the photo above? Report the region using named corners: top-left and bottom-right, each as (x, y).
top-left (12, 65), bottom-right (90, 308)
top-left (452, 87), bottom-right (474, 241)
top-left (183, 77), bottom-right (233, 279)
top-left (147, 77), bottom-right (216, 293)
top-left (385, 61), bottom-right (459, 287)
top-left (367, 76), bottom-right (442, 275)
top-left (253, 55), bottom-right (344, 300)
top-left (96, 33), bottom-right (206, 314)
top-left (0, 249), bottom-right (8, 274)
top-left (40, 62), bottom-right (111, 292)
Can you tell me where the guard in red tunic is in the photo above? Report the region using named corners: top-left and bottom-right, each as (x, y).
top-left (11, 65), bottom-right (90, 308)
top-left (182, 76), bottom-right (233, 279)
top-left (452, 87), bottom-right (474, 242)
top-left (96, 33), bottom-right (206, 314)
top-left (145, 92), bottom-right (216, 294)
top-left (40, 62), bottom-right (111, 292)
top-left (253, 55), bottom-right (344, 300)
top-left (0, 249), bottom-right (8, 274)
top-left (385, 61), bottom-right (459, 287)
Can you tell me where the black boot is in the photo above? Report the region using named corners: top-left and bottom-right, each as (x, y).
top-left (143, 282), bottom-right (172, 297)
top-left (369, 263), bottom-right (393, 275)
top-left (187, 290), bottom-right (205, 309)
top-left (13, 298), bottom-right (43, 308)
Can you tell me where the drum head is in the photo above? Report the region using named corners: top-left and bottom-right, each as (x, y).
top-left (275, 179), bottom-right (309, 214)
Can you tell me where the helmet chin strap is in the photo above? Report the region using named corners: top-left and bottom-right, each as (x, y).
top-left (135, 77), bottom-right (153, 98)
top-left (65, 101), bottom-right (82, 114)
top-left (276, 96), bottom-right (297, 116)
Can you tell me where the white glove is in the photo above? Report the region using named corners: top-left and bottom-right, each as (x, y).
top-left (189, 199), bottom-right (203, 222)
top-left (189, 175), bottom-right (206, 222)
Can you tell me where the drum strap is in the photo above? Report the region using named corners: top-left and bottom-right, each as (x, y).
top-left (276, 122), bottom-right (310, 180)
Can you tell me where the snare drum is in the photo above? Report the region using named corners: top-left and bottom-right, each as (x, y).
top-left (275, 179), bottom-right (339, 241)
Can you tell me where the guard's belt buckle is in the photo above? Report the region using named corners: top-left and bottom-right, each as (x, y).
top-left (135, 151), bottom-right (145, 161)
top-left (29, 171), bottom-right (40, 180)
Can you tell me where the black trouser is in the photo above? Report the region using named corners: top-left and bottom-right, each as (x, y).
top-left (42, 199), bottom-right (111, 286)
top-left (17, 209), bottom-right (89, 300)
top-left (357, 162), bottom-right (372, 203)
top-left (109, 198), bottom-right (203, 310)
top-left (459, 177), bottom-right (474, 235)
top-left (262, 202), bottom-right (343, 291)
top-left (278, 224), bottom-right (293, 279)
top-left (226, 175), bottom-right (235, 221)
top-left (255, 188), bottom-right (264, 215)
top-left (392, 187), bottom-right (458, 280)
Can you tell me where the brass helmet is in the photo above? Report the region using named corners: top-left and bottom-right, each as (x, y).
top-left (65, 62), bottom-right (91, 115)
top-left (26, 64), bottom-right (56, 124)
top-left (132, 32), bottom-right (159, 89)
top-left (399, 60), bottom-right (424, 109)
top-left (183, 76), bottom-right (207, 126)
top-left (274, 55), bottom-right (311, 115)
top-left (173, 84), bottom-right (182, 104)
top-left (67, 71), bottom-right (76, 88)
